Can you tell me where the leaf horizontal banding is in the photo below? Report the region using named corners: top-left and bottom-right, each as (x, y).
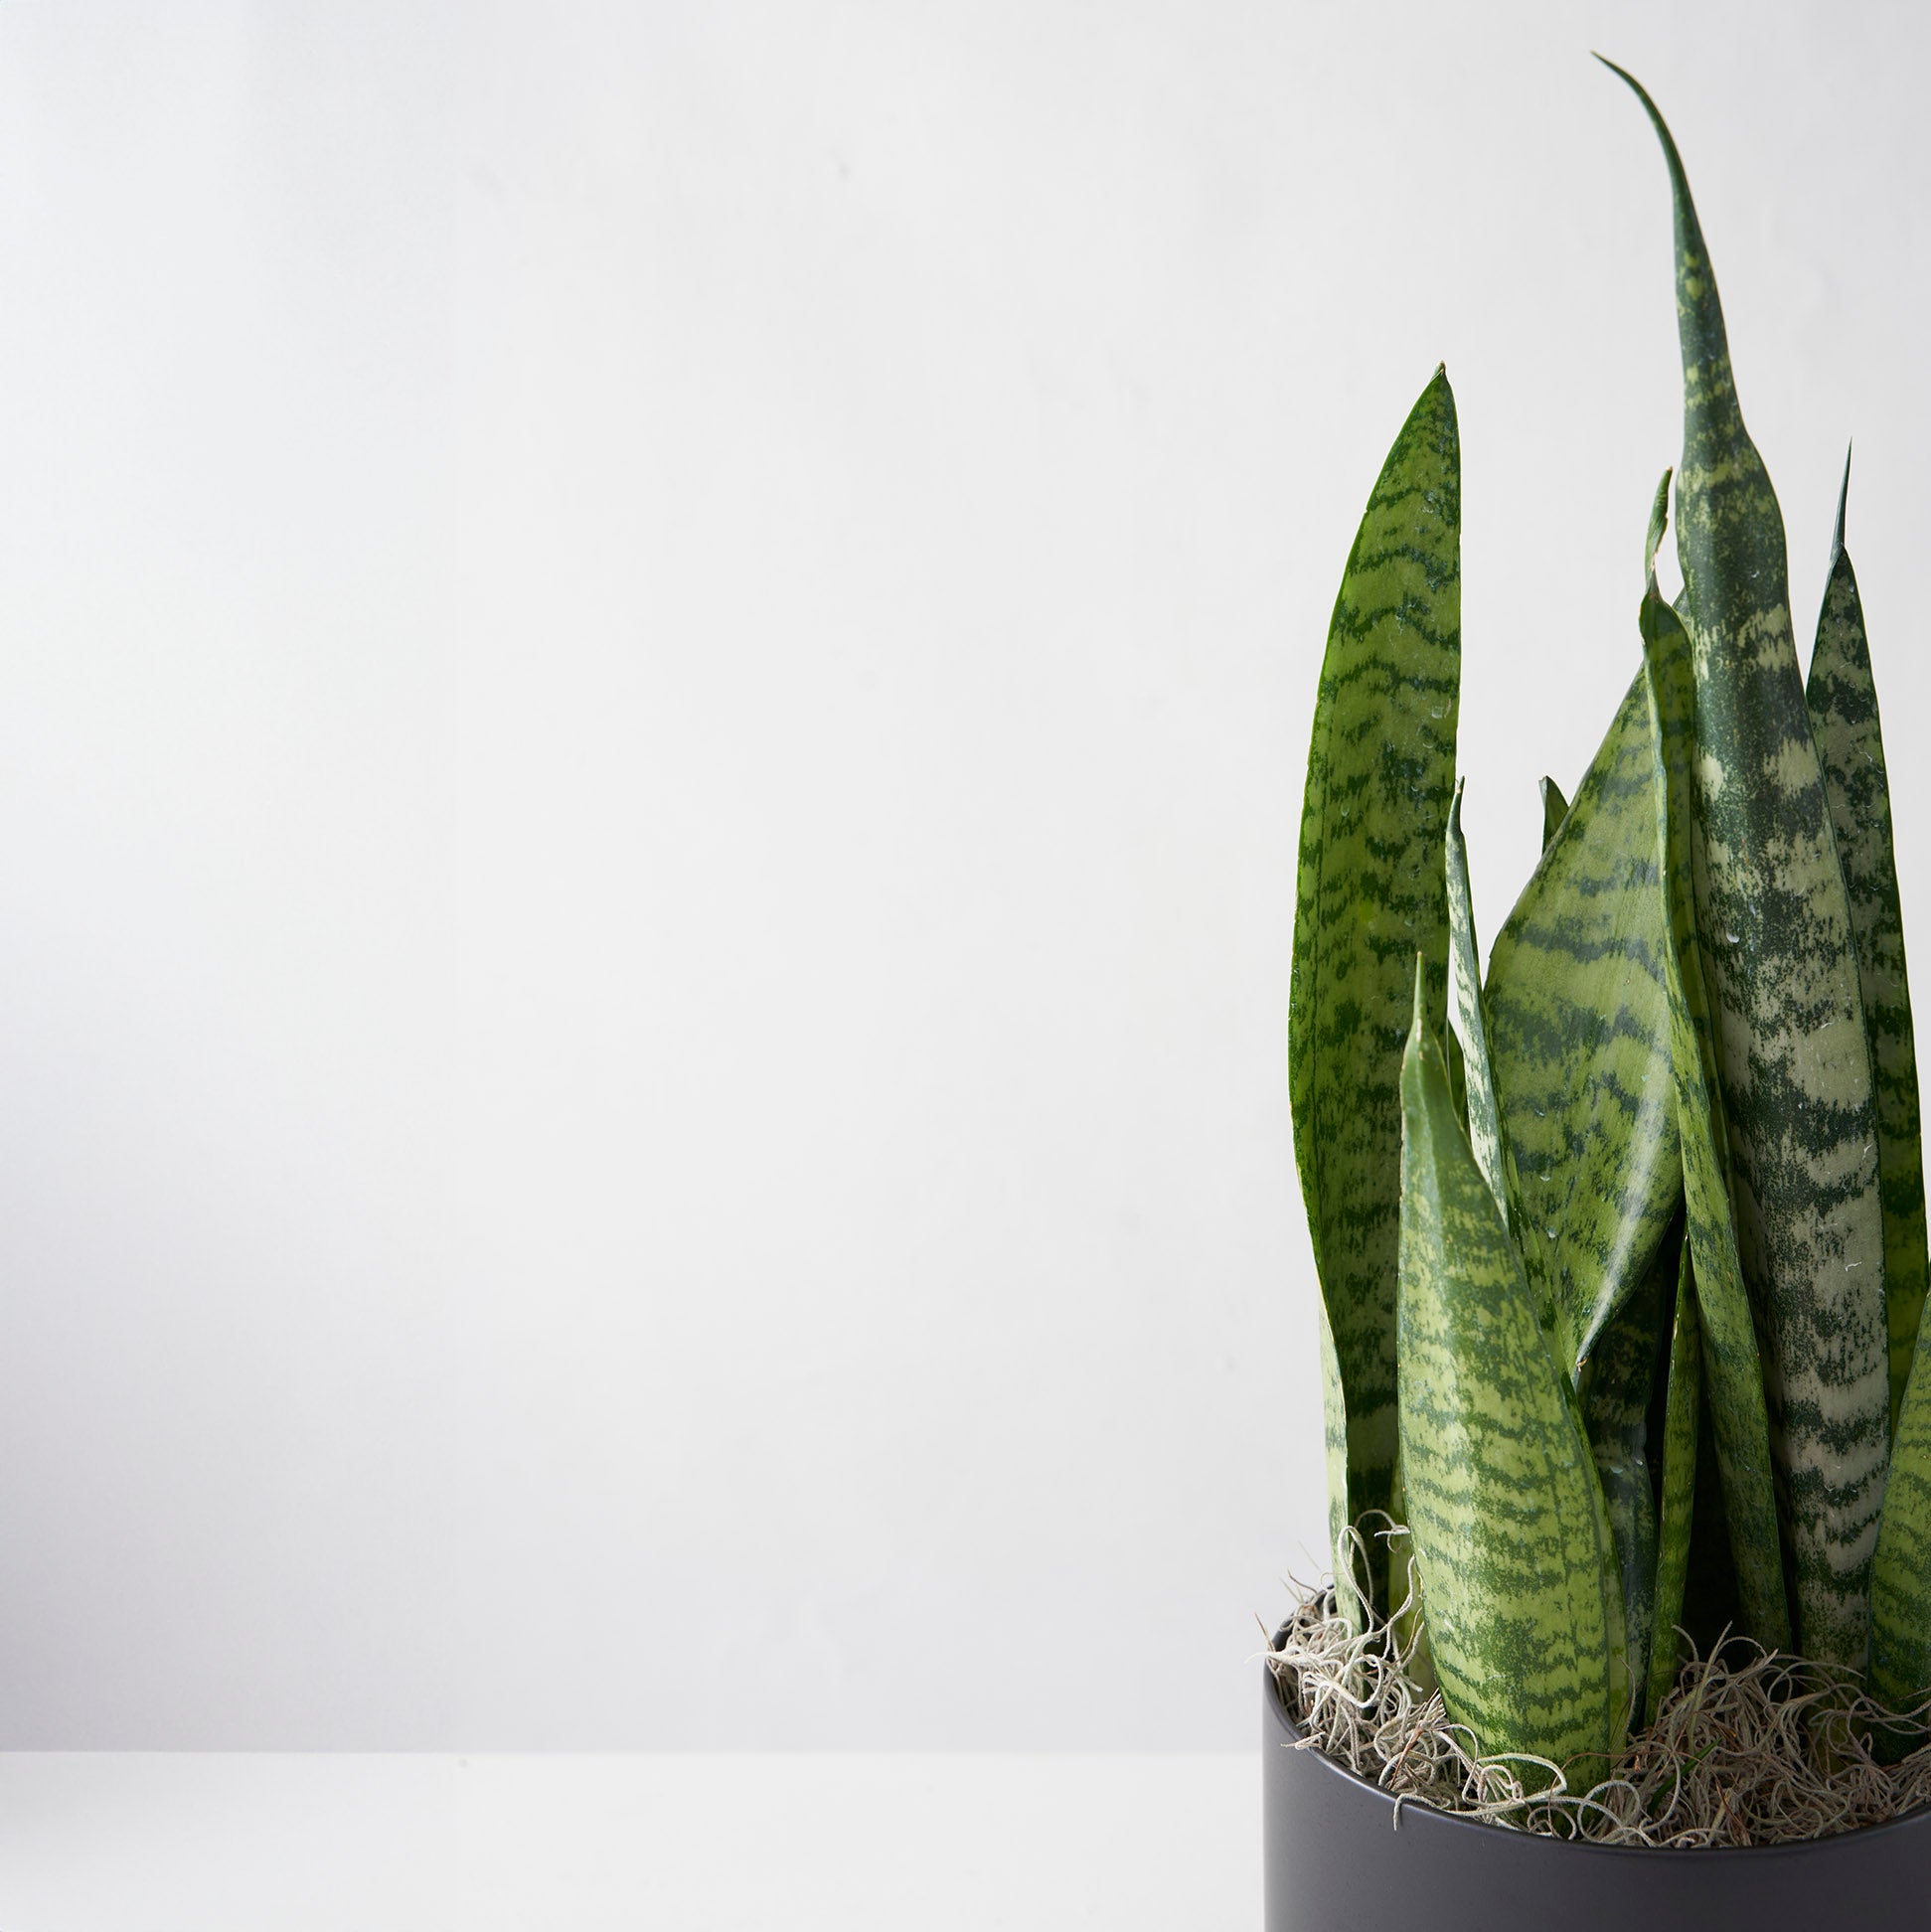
top-left (1871, 1342), bottom-right (1931, 1754)
top-left (1806, 448), bottom-right (1928, 1432)
top-left (1609, 60), bottom-right (1887, 1676)
top-left (1486, 638), bottom-right (1688, 1730)
top-left (1397, 966), bottom-right (1622, 1778)
top-left (1289, 368), bottom-right (1461, 1615)
top-left (1485, 673), bottom-right (1682, 1383)
top-left (1832, 446), bottom-right (1931, 1745)
top-left (1640, 469), bottom-right (1791, 1653)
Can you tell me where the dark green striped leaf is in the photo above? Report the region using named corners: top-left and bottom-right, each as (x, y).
top-left (1610, 62), bottom-right (1887, 1675)
top-left (1579, 1214), bottom-right (1679, 1729)
top-left (1508, 725), bottom-right (1678, 1723)
top-left (1495, 705), bottom-right (1680, 1731)
top-left (1484, 675), bottom-right (1681, 1381)
top-left (1539, 776), bottom-right (1569, 852)
top-left (1870, 1346), bottom-right (1931, 1752)
top-left (1807, 451), bottom-right (1928, 1430)
top-left (1397, 969), bottom-right (1623, 1776)
top-left (1289, 368), bottom-right (1460, 1613)
top-left (1647, 1237), bottom-right (1702, 1719)
top-left (1640, 470), bottom-right (1792, 1652)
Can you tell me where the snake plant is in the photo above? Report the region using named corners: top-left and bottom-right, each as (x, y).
top-left (1288, 63), bottom-right (1931, 1772)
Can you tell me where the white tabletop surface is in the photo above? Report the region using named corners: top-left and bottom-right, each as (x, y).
top-left (0, 1753), bottom-right (1257, 1929)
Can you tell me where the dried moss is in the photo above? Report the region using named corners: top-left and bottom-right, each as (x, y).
top-left (1264, 1537), bottom-right (1931, 1846)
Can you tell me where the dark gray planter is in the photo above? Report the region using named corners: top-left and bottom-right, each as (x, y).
top-left (1263, 1653), bottom-right (1931, 1928)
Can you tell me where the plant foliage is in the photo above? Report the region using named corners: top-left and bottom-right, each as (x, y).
top-left (1288, 65), bottom-right (1931, 1767)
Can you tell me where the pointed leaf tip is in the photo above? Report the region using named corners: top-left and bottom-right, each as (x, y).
top-left (1537, 775), bottom-right (1568, 851)
top-left (1834, 442), bottom-right (1852, 561)
top-left (1600, 62), bottom-right (1723, 379)
top-left (1594, 54), bottom-right (1645, 97)
top-left (1645, 469), bottom-right (1674, 584)
top-left (1593, 55), bottom-right (1652, 105)
top-left (1602, 61), bottom-right (1683, 181)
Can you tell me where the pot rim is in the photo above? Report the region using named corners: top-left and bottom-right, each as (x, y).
top-left (1264, 1641), bottom-right (1931, 1860)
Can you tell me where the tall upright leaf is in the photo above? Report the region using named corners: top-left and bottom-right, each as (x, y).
top-left (1487, 663), bottom-right (1687, 1727)
top-left (1579, 1214), bottom-right (1679, 1727)
top-left (1289, 368), bottom-right (1460, 1611)
top-left (1648, 1238), bottom-right (1703, 1718)
top-left (1807, 452), bottom-right (1928, 1429)
top-left (1484, 676), bottom-right (1681, 1380)
top-left (1640, 470), bottom-right (1792, 1651)
top-left (1610, 62), bottom-right (1887, 1675)
top-left (1396, 971), bottom-right (1624, 1776)
top-left (1446, 777), bottom-right (1510, 1222)
top-left (1870, 1336), bottom-right (1931, 1750)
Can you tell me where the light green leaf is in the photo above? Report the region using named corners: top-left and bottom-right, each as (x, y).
top-left (1446, 777), bottom-right (1511, 1223)
top-left (1289, 368), bottom-right (1460, 1613)
top-left (1485, 665), bottom-right (1687, 1704)
top-left (1807, 450), bottom-right (1928, 1430)
top-left (1484, 675), bottom-right (1681, 1381)
top-left (1647, 1236), bottom-right (1701, 1720)
top-left (1386, 1449), bottom-right (1437, 1694)
top-left (1397, 968), bottom-right (1622, 1778)
top-left (1317, 1296), bottom-right (1363, 1633)
top-left (1640, 469), bottom-right (1792, 1653)
top-left (1610, 59), bottom-right (1886, 1677)
top-left (1496, 719), bottom-right (1671, 1725)
top-left (1539, 776), bottom-right (1569, 852)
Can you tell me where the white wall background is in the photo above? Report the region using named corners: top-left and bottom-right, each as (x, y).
top-left (0, 0), bottom-right (1926, 1749)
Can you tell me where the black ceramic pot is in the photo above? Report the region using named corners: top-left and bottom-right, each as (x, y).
top-left (1263, 1655), bottom-right (1931, 1928)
